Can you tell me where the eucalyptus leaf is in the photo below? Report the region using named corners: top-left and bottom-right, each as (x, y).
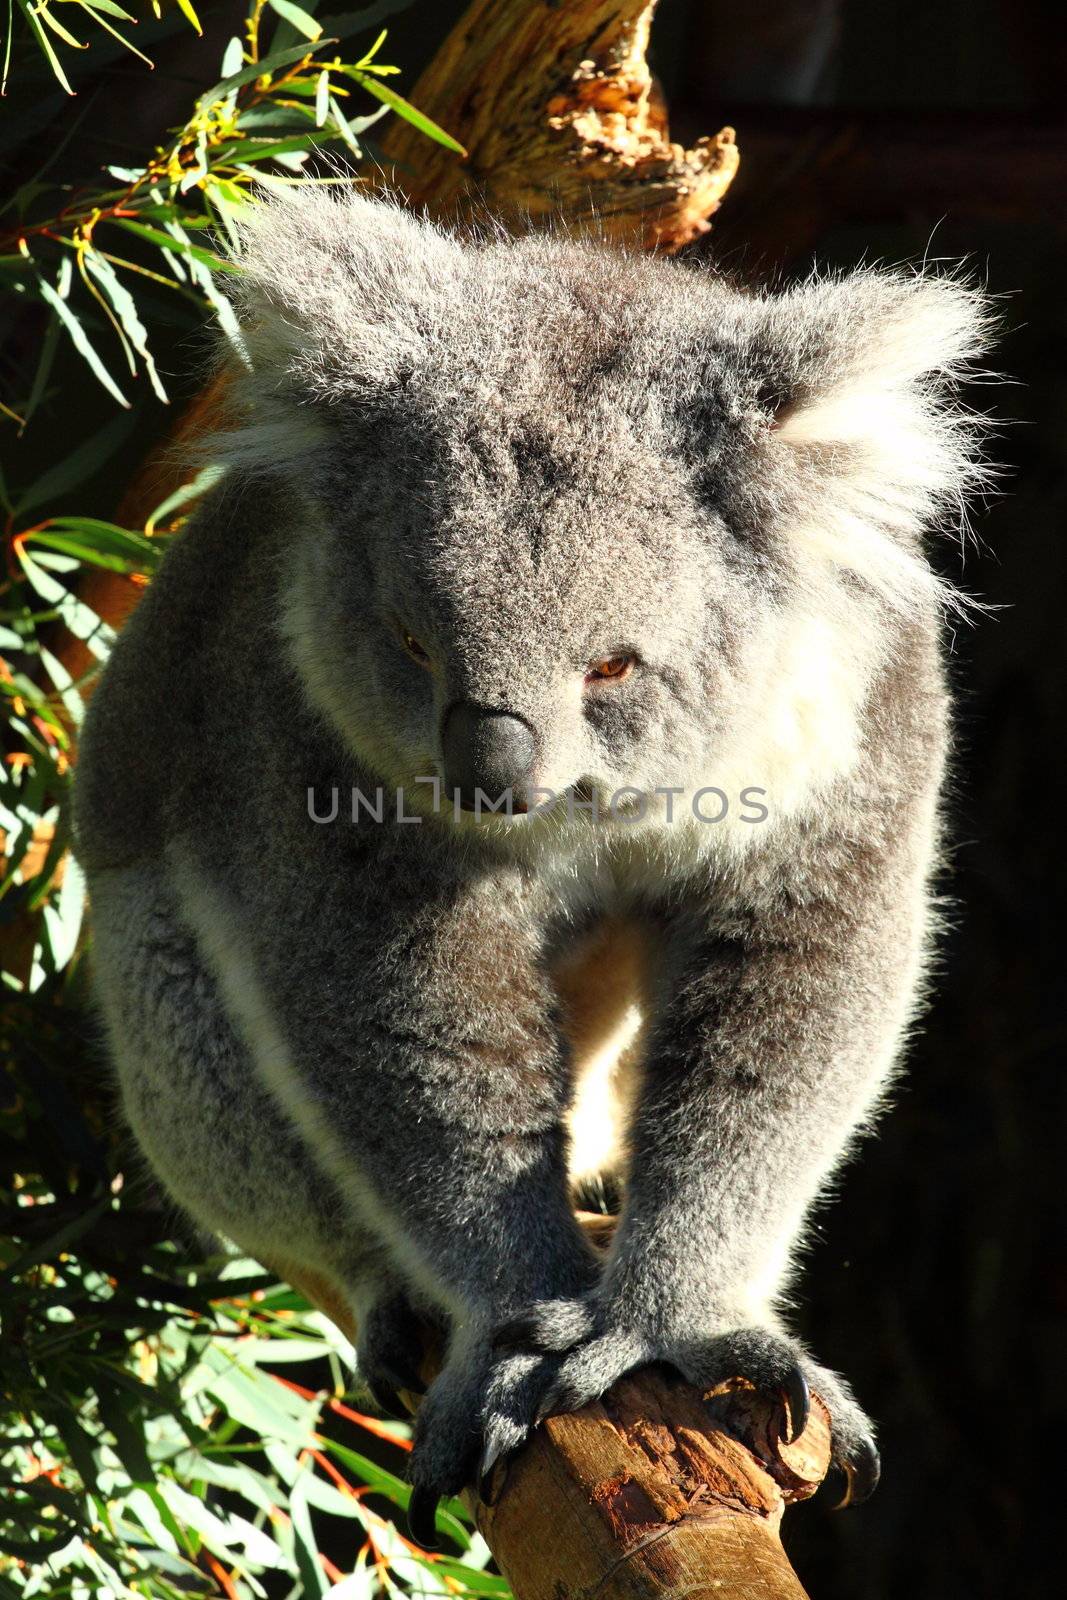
top-left (36, 276), bottom-right (129, 408)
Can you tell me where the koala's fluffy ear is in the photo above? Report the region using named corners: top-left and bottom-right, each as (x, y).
top-left (756, 270), bottom-right (995, 611)
top-left (218, 190), bottom-right (464, 466)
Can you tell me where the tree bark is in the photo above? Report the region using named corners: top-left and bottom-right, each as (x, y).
top-left (372, 0), bottom-right (738, 252)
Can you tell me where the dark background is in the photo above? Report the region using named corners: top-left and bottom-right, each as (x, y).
top-left (5, 2), bottom-right (1063, 1594)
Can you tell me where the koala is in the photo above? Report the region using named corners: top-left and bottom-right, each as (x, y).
top-left (73, 190), bottom-right (991, 1547)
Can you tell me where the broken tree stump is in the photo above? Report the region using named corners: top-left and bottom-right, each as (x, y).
top-left (372, 0), bottom-right (738, 253)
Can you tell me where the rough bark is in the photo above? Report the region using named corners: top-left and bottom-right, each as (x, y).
top-left (372, 0), bottom-right (738, 252)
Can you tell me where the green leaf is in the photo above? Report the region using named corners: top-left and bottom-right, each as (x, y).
top-left (268, 0), bottom-right (323, 41)
top-left (76, 0), bottom-right (136, 19)
top-left (82, 249), bottom-right (169, 403)
top-left (36, 275), bottom-right (129, 409)
top-left (112, 220), bottom-right (240, 275)
top-left (320, 1438), bottom-right (412, 1507)
top-left (226, 131), bottom-right (339, 164)
top-left (37, 5), bottom-right (88, 52)
top-left (26, 517), bottom-right (160, 574)
top-left (183, 250), bottom-right (249, 365)
top-left (2, 0), bottom-right (13, 95)
top-left (38, 644), bottom-right (85, 731)
top-left (145, 463), bottom-right (223, 534)
top-left (346, 70), bottom-right (465, 153)
top-left (94, 1379), bottom-right (156, 1484)
top-left (21, 308), bottom-right (61, 429)
top-left (429, 1558), bottom-right (513, 1595)
top-left (13, 0), bottom-right (74, 94)
top-left (79, 1), bottom-right (154, 68)
top-left (206, 1362), bottom-right (320, 1446)
top-left (174, 0), bottom-right (203, 34)
top-left (196, 39), bottom-right (329, 111)
top-left (14, 410), bottom-right (136, 517)
top-left (287, 1467), bottom-right (327, 1599)
top-left (48, 1407), bottom-right (102, 1494)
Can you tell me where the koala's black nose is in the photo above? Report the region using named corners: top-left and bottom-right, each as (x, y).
top-left (441, 702), bottom-right (537, 811)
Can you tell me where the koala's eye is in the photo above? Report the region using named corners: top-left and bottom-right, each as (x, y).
top-left (585, 652), bottom-right (636, 685)
top-left (401, 630), bottom-right (430, 667)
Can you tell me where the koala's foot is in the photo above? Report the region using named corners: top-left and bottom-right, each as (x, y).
top-left (356, 1292), bottom-right (434, 1421)
top-left (405, 1341), bottom-right (556, 1549)
top-left (494, 1300), bottom-right (880, 1507)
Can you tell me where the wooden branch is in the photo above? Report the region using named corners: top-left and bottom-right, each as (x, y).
top-left (274, 1216), bottom-right (830, 1600)
top-left (374, 0), bottom-right (738, 252)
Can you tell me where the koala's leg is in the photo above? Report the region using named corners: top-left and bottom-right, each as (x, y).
top-left (87, 863), bottom-right (426, 1405)
top-left (167, 846), bottom-right (599, 1542)
top-left (495, 816), bottom-right (936, 1503)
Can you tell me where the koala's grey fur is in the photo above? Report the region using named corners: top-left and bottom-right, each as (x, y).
top-left (74, 190), bottom-right (993, 1540)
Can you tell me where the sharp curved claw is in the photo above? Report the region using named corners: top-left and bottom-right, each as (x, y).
top-left (477, 1440), bottom-right (511, 1506)
top-left (406, 1487), bottom-right (441, 1550)
top-left (366, 1378), bottom-right (406, 1421)
top-left (782, 1365), bottom-right (811, 1444)
top-left (833, 1436), bottom-right (881, 1508)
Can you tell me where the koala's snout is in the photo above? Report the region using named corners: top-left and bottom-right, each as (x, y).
top-left (441, 702), bottom-right (538, 812)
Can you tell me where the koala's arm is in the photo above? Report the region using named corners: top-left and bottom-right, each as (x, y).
top-left (616, 822), bottom-right (928, 1320)
top-left (170, 829), bottom-right (597, 1520)
top-left (498, 648), bottom-right (946, 1490)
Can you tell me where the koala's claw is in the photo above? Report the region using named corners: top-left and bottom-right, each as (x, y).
top-left (477, 1437), bottom-right (514, 1506)
top-left (833, 1434), bottom-right (881, 1508)
top-left (700, 1354), bottom-right (808, 1442)
top-left (406, 1488), bottom-right (441, 1551)
top-left (365, 1376), bottom-right (407, 1421)
top-left (495, 1307), bottom-right (878, 1511)
top-left (782, 1363), bottom-right (811, 1443)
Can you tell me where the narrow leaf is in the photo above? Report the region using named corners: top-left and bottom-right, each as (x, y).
top-left (268, 0), bottom-right (323, 41)
top-left (174, 0), bottom-right (203, 34)
top-left (348, 71), bottom-right (465, 153)
top-left (112, 219), bottom-right (240, 273)
top-left (13, 0), bottom-right (74, 94)
top-left (83, 249), bottom-right (169, 402)
top-left (36, 276), bottom-right (129, 408)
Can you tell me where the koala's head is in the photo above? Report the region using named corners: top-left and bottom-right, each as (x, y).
top-left (224, 191), bottom-right (990, 828)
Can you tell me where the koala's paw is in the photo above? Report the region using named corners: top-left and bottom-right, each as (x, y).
top-left (670, 1326), bottom-right (881, 1507)
top-left (356, 1292), bottom-right (432, 1421)
top-left (495, 1302), bottom-right (879, 1507)
top-left (405, 1343), bottom-right (553, 1550)
top-left (404, 1337), bottom-right (563, 1548)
